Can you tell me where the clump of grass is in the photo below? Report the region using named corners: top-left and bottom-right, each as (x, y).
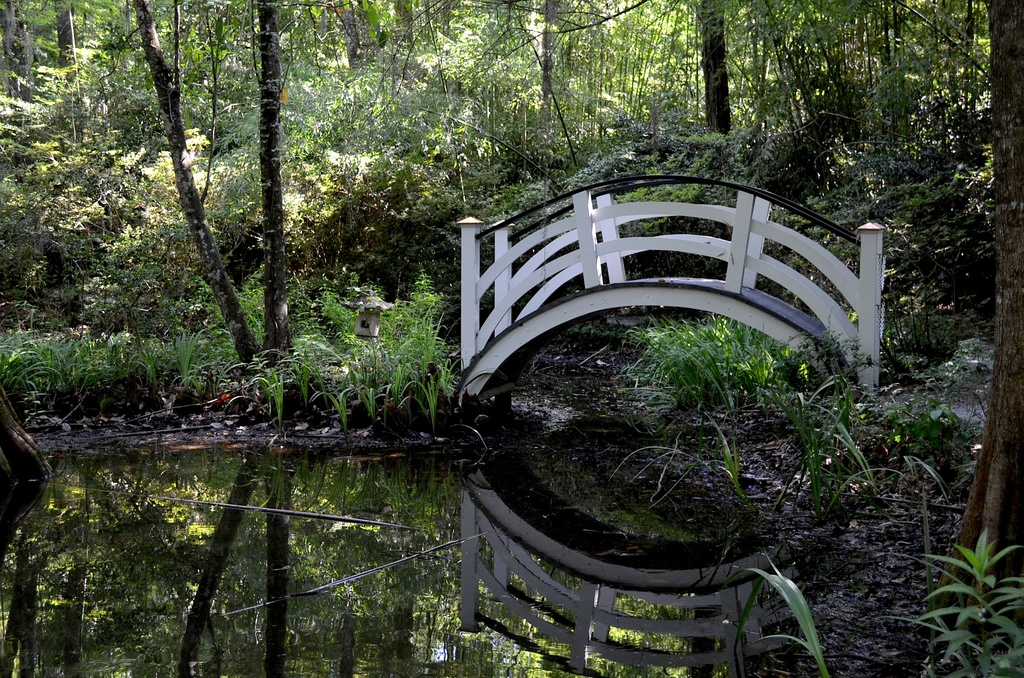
top-left (627, 316), bottom-right (804, 411)
top-left (0, 279), bottom-right (457, 432)
top-left (769, 379), bottom-right (877, 519)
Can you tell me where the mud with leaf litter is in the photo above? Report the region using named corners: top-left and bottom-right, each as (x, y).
top-left (502, 345), bottom-right (973, 677)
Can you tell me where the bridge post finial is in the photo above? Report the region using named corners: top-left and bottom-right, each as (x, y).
top-left (857, 223), bottom-right (885, 386)
top-left (459, 217), bottom-right (484, 371)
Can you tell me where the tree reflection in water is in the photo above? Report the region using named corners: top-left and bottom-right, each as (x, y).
top-left (0, 479), bottom-right (47, 676)
top-left (0, 444), bottom-right (793, 676)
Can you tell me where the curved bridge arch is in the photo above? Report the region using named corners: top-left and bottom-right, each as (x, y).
top-left (458, 176), bottom-right (885, 399)
top-left (459, 280), bottom-right (825, 399)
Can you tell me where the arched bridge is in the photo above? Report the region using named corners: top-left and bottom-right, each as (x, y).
top-left (458, 176), bottom-right (884, 400)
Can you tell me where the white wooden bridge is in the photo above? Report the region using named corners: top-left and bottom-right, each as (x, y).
top-left (458, 176), bottom-right (884, 399)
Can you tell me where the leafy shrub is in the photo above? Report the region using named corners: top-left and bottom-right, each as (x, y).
top-left (882, 398), bottom-right (974, 482)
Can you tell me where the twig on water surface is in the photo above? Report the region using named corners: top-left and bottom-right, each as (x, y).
top-left (148, 494), bottom-right (417, 530)
top-left (224, 535), bottom-right (480, 615)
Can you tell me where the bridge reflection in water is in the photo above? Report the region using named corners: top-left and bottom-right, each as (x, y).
top-left (460, 467), bottom-right (792, 676)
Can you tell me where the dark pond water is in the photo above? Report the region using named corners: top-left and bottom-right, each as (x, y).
top-left (0, 373), bottom-right (793, 676)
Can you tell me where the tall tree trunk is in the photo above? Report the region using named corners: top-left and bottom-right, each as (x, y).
top-left (1, 0), bottom-right (33, 101)
top-left (699, 0), bottom-right (730, 133)
top-left (1, 535), bottom-right (43, 676)
top-left (339, 3), bottom-right (370, 68)
top-left (956, 0), bottom-right (1024, 580)
top-left (264, 465), bottom-right (290, 677)
top-left (539, 0), bottom-right (557, 194)
top-left (132, 0), bottom-right (260, 364)
top-left (258, 0), bottom-right (290, 357)
top-left (57, 5), bottom-right (74, 68)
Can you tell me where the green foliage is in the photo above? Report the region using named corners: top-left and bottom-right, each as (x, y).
top-left (914, 532), bottom-right (1024, 676)
top-left (748, 562), bottom-right (831, 678)
top-left (0, 275), bottom-right (455, 430)
top-left (285, 152), bottom-right (464, 298)
top-left (884, 399), bottom-right (972, 465)
top-left (769, 379), bottom-right (877, 519)
top-left (627, 316), bottom-right (806, 411)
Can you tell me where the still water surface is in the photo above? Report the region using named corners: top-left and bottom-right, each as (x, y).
top-left (0, 436), bottom-right (790, 677)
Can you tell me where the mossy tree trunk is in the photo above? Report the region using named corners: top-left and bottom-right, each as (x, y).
top-left (956, 0), bottom-right (1024, 580)
top-left (258, 0), bottom-right (290, 359)
top-left (0, 387), bottom-right (50, 485)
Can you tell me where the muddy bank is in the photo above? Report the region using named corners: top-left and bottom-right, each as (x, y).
top-left (502, 346), bottom-right (977, 677)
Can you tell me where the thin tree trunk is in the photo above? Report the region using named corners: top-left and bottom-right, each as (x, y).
top-left (132, 0), bottom-right (260, 364)
top-left (258, 0), bottom-right (290, 357)
top-left (264, 467), bottom-right (290, 677)
top-left (1, 0), bottom-right (33, 101)
top-left (539, 0), bottom-right (558, 195)
top-left (57, 5), bottom-right (74, 68)
top-left (699, 0), bottom-right (730, 133)
top-left (956, 0), bottom-right (1024, 580)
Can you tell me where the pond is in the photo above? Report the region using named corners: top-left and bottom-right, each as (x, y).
top-left (0, 438), bottom-right (797, 677)
top-left (0, 368), bottom-right (797, 677)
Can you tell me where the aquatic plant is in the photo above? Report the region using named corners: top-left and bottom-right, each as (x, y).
top-left (706, 414), bottom-right (744, 497)
top-left (254, 359), bottom-right (287, 430)
top-left (746, 562), bottom-right (831, 677)
top-left (171, 331), bottom-right (215, 396)
top-left (322, 385), bottom-right (354, 433)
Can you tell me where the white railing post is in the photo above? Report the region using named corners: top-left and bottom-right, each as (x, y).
top-left (571, 582), bottom-right (600, 672)
top-left (726, 191), bottom-right (757, 293)
top-left (573, 190), bottom-right (603, 288)
top-left (460, 217), bottom-right (483, 371)
top-left (857, 223), bottom-right (885, 386)
top-left (459, 490), bottom-right (480, 631)
top-left (494, 225), bottom-right (512, 334)
top-left (743, 197), bottom-right (770, 289)
top-left (595, 193), bottom-right (627, 283)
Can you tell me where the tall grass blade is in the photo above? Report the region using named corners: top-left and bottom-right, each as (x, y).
top-left (749, 562), bottom-right (830, 677)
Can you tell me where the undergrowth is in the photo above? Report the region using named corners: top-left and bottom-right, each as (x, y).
top-left (0, 279), bottom-right (459, 434)
top-left (624, 315), bottom-right (1004, 676)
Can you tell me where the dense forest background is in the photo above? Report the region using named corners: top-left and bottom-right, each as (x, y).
top-left (0, 0), bottom-right (993, 352)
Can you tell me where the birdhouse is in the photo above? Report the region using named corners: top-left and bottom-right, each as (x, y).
top-left (343, 290), bottom-right (393, 340)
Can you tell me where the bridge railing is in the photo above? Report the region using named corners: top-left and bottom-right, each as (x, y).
top-left (461, 176), bottom-right (884, 385)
